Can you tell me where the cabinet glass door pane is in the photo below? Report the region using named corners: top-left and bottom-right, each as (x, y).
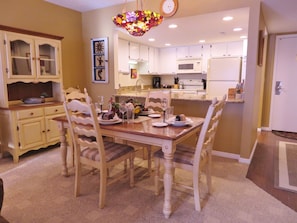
top-left (38, 44), bottom-right (56, 76)
top-left (10, 40), bottom-right (32, 75)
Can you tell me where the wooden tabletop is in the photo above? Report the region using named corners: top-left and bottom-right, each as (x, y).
top-left (54, 115), bottom-right (204, 141)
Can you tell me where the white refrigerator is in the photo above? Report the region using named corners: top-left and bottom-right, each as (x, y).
top-left (206, 57), bottom-right (241, 98)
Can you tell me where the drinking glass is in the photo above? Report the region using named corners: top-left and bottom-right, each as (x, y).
top-left (161, 98), bottom-right (168, 122)
top-left (119, 102), bottom-right (127, 122)
top-left (98, 96), bottom-right (104, 113)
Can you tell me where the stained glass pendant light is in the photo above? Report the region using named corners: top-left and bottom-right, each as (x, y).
top-left (112, 0), bottom-right (163, 37)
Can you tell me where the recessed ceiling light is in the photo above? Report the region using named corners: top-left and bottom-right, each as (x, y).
top-left (199, 40), bottom-right (205, 43)
top-left (148, 38), bottom-right (155, 42)
top-left (240, 35), bottom-right (247, 39)
top-left (223, 16), bottom-right (233, 21)
top-left (233, 27), bottom-right (243, 32)
top-left (168, 24), bottom-right (178, 29)
top-left (165, 43), bottom-right (171, 46)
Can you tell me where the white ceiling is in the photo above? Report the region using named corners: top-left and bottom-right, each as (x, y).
top-left (45, 0), bottom-right (297, 47)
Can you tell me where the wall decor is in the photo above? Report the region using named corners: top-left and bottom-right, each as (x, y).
top-left (91, 37), bottom-right (108, 83)
top-left (131, 68), bottom-right (137, 79)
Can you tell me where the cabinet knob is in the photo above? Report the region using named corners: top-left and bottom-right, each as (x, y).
top-left (30, 112), bottom-right (34, 116)
top-left (55, 109), bottom-right (58, 112)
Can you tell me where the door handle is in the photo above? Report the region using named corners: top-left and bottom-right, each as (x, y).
top-left (275, 81), bottom-right (282, 95)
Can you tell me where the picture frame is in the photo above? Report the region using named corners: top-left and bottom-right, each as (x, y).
top-left (91, 37), bottom-right (109, 83)
top-left (131, 68), bottom-right (137, 79)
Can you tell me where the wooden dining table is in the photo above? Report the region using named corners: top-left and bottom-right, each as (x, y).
top-left (53, 115), bottom-right (204, 218)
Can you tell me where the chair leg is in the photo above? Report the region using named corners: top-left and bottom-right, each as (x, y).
top-left (147, 146), bottom-right (152, 176)
top-left (129, 153), bottom-right (135, 187)
top-left (74, 160), bottom-right (81, 197)
top-left (154, 157), bottom-right (161, 195)
top-left (193, 172), bottom-right (202, 211)
top-left (99, 168), bottom-right (107, 209)
top-left (206, 158), bottom-right (212, 194)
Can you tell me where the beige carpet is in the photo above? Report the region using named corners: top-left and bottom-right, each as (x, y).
top-left (275, 141), bottom-right (297, 192)
top-left (0, 147), bottom-right (297, 223)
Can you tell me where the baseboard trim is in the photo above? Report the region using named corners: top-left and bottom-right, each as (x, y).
top-left (213, 137), bottom-right (258, 165)
top-left (212, 150), bottom-right (240, 160)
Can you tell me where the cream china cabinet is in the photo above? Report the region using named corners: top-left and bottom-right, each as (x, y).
top-left (0, 25), bottom-right (64, 162)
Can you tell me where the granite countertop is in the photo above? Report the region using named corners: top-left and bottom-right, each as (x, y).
top-left (114, 90), bottom-right (244, 103)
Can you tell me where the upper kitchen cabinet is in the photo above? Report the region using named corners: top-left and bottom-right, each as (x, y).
top-left (4, 32), bottom-right (61, 83)
top-left (159, 47), bottom-right (177, 75)
top-left (129, 41), bottom-right (140, 61)
top-left (201, 44), bottom-right (211, 74)
top-left (210, 41), bottom-right (244, 57)
top-left (139, 44), bottom-right (149, 61)
top-left (118, 38), bottom-right (129, 73)
top-left (148, 47), bottom-right (159, 74)
top-left (176, 45), bottom-right (202, 60)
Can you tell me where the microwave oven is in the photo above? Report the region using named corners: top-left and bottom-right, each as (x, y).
top-left (177, 59), bottom-right (202, 74)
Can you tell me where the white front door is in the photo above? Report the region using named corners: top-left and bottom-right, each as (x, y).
top-left (270, 34), bottom-right (297, 132)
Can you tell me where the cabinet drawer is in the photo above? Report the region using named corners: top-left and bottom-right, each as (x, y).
top-left (44, 105), bottom-right (64, 115)
top-left (17, 108), bottom-right (44, 120)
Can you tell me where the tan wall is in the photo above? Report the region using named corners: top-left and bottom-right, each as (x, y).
top-left (0, 0), bottom-right (85, 90)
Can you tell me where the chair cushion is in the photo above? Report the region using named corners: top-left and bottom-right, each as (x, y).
top-left (154, 145), bottom-right (194, 166)
top-left (81, 141), bottom-right (134, 162)
top-left (154, 144), bottom-right (209, 166)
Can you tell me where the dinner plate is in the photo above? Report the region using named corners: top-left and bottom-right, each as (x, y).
top-left (167, 117), bottom-right (193, 127)
top-left (99, 119), bottom-right (122, 125)
top-left (152, 122), bottom-right (168, 127)
top-left (148, 113), bottom-right (161, 118)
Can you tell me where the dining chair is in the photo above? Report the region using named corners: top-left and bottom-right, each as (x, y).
top-left (144, 90), bottom-right (171, 113)
top-left (130, 90), bottom-right (172, 175)
top-left (64, 88), bottom-right (135, 208)
top-left (154, 94), bottom-right (226, 211)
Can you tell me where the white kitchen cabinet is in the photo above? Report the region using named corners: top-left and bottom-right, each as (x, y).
top-left (118, 38), bottom-right (129, 73)
top-left (129, 41), bottom-right (140, 61)
top-left (176, 45), bottom-right (202, 59)
top-left (0, 104), bottom-right (64, 163)
top-left (4, 32), bottom-right (61, 83)
top-left (201, 44), bottom-right (211, 74)
top-left (210, 41), bottom-right (243, 57)
top-left (159, 47), bottom-right (177, 75)
top-left (148, 47), bottom-right (159, 74)
top-left (139, 44), bottom-right (149, 61)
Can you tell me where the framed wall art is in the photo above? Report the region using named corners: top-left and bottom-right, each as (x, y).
top-left (91, 37), bottom-right (108, 83)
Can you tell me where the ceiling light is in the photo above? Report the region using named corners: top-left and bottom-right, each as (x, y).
top-left (223, 16), bottom-right (233, 21)
top-left (112, 0), bottom-right (163, 37)
top-left (148, 38), bottom-right (155, 42)
top-left (240, 35), bottom-right (247, 39)
top-left (233, 27), bottom-right (243, 32)
top-left (165, 43), bottom-right (171, 46)
top-left (199, 40), bottom-right (205, 43)
top-left (168, 24), bottom-right (178, 29)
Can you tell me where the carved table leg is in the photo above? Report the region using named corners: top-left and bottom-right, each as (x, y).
top-left (57, 122), bottom-right (69, 177)
top-left (162, 150), bottom-right (174, 219)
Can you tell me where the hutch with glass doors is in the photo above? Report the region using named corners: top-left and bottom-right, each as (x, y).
top-left (0, 25), bottom-right (64, 162)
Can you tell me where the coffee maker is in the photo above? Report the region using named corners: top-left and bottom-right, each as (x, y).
top-left (152, 76), bottom-right (161, 88)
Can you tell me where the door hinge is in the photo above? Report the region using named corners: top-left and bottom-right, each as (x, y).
top-left (3, 39), bottom-right (6, 45)
top-left (18, 142), bottom-right (21, 147)
top-left (17, 126), bottom-right (19, 131)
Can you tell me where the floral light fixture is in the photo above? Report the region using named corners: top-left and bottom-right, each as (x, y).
top-left (112, 0), bottom-right (163, 37)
